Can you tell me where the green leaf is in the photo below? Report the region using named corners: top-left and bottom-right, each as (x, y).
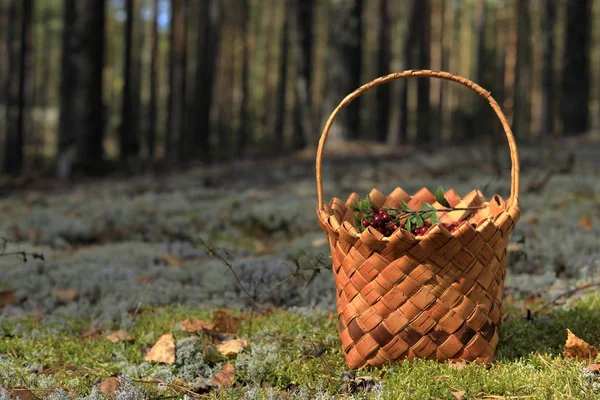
top-left (421, 203), bottom-right (435, 211)
top-left (366, 195), bottom-right (374, 208)
top-left (405, 218), bottom-right (413, 233)
top-left (435, 185), bottom-right (451, 208)
top-left (400, 200), bottom-right (410, 211)
top-left (430, 212), bottom-right (440, 224)
top-left (421, 211), bottom-right (433, 220)
top-left (414, 213), bottom-right (424, 227)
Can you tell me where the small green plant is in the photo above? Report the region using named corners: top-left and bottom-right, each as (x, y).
top-left (351, 186), bottom-right (480, 237)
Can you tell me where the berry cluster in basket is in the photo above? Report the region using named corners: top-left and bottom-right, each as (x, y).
top-left (351, 186), bottom-right (478, 237)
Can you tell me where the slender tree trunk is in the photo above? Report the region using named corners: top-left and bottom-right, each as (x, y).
top-left (38, 0), bottom-right (52, 150)
top-left (261, 0), bottom-right (277, 141)
top-left (76, 0), bottom-right (106, 169)
top-left (191, 0), bottom-right (220, 162)
top-left (166, 0), bottom-right (187, 160)
top-left (237, 0), bottom-right (250, 156)
top-left (147, 0), bottom-right (159, 158)
top-left (561, 0), bottom-right (590, 136)
top-left (512, 0), bottom-right (532, 138)
top-left (393, 0), bottom-right (419, 145)
top-left (4, 0), bottom-right (31, 174)
top-left (416, 0), bottom-right (431, 144)
top-left (119, 0), bottom-right (141, 160)
top-left (540, 0), bottom-right (556, 137)
top-left (470, 0), bottom-right (486, 140)
top-left (273, 0), bottom-right (290, 151)
top-left (375, 0), bottom-right (390, 143)
top-left (291, 0), bottom-right (313, 150)
top-left (321, 0), bottom-right (363, 142)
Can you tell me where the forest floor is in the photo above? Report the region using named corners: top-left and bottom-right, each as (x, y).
top-left (0, 137), bottom-right (599, 399)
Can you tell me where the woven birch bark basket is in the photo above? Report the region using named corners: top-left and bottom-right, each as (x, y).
top-left (316, 70), bottom-right (521, 369)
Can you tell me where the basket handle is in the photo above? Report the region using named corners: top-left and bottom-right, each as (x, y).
top-left (316, 70), bottom-right (520, 209)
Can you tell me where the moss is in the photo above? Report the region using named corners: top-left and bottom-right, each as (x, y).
top-left (3, 295), bottom-right (600, 399)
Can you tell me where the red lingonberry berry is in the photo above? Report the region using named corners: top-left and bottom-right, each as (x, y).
top-left (373, 215), bottom-right (382, 224)
top-left (382, 214), bottom-right (390, 223)
top-left (362, 219), bottom-right (370, 227)
top-left (373, 207), bottom-right (380, 214)
top-left (390, 224), bottom-right (398, 231)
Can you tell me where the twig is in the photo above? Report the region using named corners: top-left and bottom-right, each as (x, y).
top-left (534, 281), bottom-right (600, 313)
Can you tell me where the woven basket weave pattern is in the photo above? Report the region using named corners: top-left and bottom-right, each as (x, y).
top-left (315, 70), bottom-right (521, 368)
top-left (317, 189), bottom-right (520, 368)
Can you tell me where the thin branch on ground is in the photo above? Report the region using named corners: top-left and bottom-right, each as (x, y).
top-left (534, 281), bottom-right (600, 313)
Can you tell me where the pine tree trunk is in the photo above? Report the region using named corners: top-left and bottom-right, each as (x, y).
top-left (540, 0), bottom-right (556, 137)
top-left (291, 0), bottom-right (313, 150)
top-left (394, 0), bottom-right (419, 145)
top-left (75, 0), bottom-right (106, 170)
top-left (416, 0), bottom-right (431, 144)
top-left (237, 0), bottom-right (250, 156)
top-left (3, 0), bottom-right (31, 175)
top-left (561, 0), bottom-right (590, 136)
top-left (273, 1), bottom-right (290, 151)
top-left (321, 0), bottom-right (363, 142)
top-left (191, 0), bottom-right (220, 162)
top-left (119, 0), bottom-right (141, 160)
top-left (147, 0), bottom-right (159, 158)
top-left (375, 0), bottom-right (390, 143)
top-left (166, 0), bottom-right (187, 160)
top-left (512, 0), bottom-right (532, 138)
top-left (470, 0), bottom-right (486, 140)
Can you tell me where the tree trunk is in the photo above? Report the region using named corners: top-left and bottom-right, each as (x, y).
top-left (147, 0), bottom-right (159, 158)
top-left (291, 0), bottom-right (313, 150)
top-left (393, 0), bottom-right (419, 145)
top-left (321, 0), bottom-right (363, 142)
top-left (3, 0), bottom-right (31, 175)
top-left (512, 0), bottom-right (532, 138)
top-left (273, 0), bottom-right (290, 151)
top-left (470, 0), bottom-right (486, 140)
top-left (540, 0), bottom-right (556, 137)
top-left (375, 0), bottom-right (390, 143)
top-left (561, 0), bottom-right (590, 136)
top-left (166, 0), bottom-right (187, 160)
top-left (416, 0), bottom-right (431, 144)
top-left (75, 0), bottom-right (105, 170)
top-left (119, 0), bottom-right (141, 160)
top-left (237, 0), bottom-right (250, 156)
top-left (190, 0), bottom-right (220, 162)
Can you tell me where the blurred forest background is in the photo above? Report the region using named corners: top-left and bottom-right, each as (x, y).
top-left (0, 0), bottom-right (599, 177)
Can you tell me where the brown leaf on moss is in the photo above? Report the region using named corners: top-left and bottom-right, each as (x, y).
top-left (580, 215), bottom-right (593, 230)
top-left (216, 339), bottom-right (247, 357)
top-left (105, 330), bottom-right (134, 343)
top-left (179, 317), bottom-right (214, 332)
top-left (564, 329), bottom-right (598, 360)
top-left (144, 333), bottom-right (176, 364)
top-left (585, 363), bottom-right (600, 374)
top-left (56, 288), bottom-right (78, 303)
top-left (448, 361), bottom-right (468, 370)
top-left (160, 253), bottom-right (185, 267)
top-left (0, 290), bottom-right (16, 308)
top-left (211, 363), bottom-right (236, 387)
top-left (212, 310), bottom-right (244, 334)
top-left (452, 390), bottom-right (466, 400)
top-left (80, 327), bottom-right (103, 340)
top-left (98, 377), bottom-right (120, 398)
top-left (10, 387), bottom-right (40, 400)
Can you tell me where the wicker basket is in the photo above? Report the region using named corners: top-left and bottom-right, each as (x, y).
top-left (316, 70), bottom-right (520, 369)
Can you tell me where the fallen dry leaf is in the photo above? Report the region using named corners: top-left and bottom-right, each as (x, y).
top-left (564, 329), bottom-right (598, 360)
top-left (452, 390), bottom-right (466, 400)
top-left (211, 363), bottom-right (236, 387)
top-left (80, 327), bottom-right (103, 340)
top-left (56, 288), bottom-right (78, 303)
top-left (98, 377), bottom-right (120, 398)
top-left (448, 361), bottom-right (468, 370)
top-left (160, 253), bottom-right (185, 267)
top-left (216, 339), bottom-right (247, 357)
top-left (0, 290), bottom-right (16, 308)
top-left (10, 387), bottom-right (40, 400)
top-left (580, 215), bottom-right (593, 230)
top-left (212, 310), bottom-right (244, 334)
top-left (145, 333), bottom-right (176, 364)
top-left (179, 317), bottom-right (214, 332)
top-left (586, 363), bottom-right (600, 374)
top-left (105, 330), bottom-right (133, 343)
